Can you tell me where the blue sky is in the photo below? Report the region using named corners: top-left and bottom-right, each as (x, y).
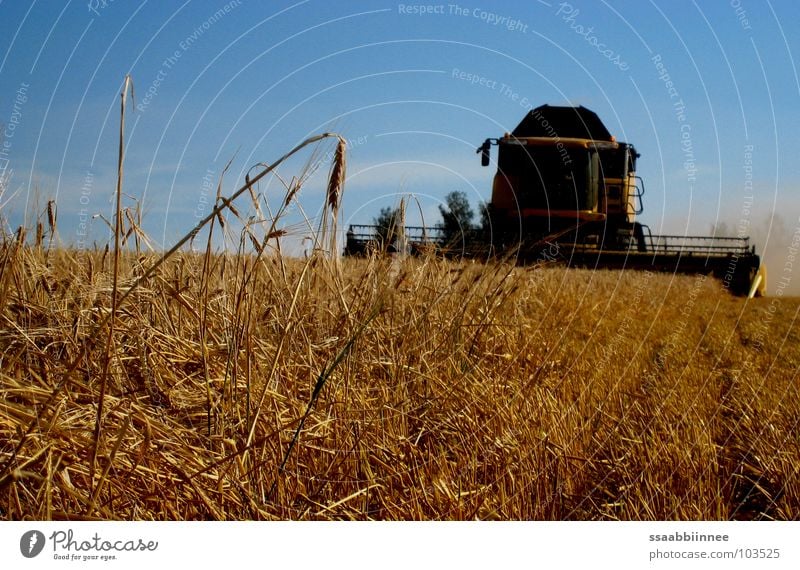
top-left (1, 0), bottom-right (799, 286)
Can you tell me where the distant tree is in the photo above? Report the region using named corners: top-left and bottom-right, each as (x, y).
top-left (373, 206), bottom-right (402, 249)
top-left (476, 201), bottom-right (507, 250)
top-left (478, 201), bottom-right (492, 236)
top-left (710, 222), bottom-right (731, 238)
top-left (438, 191), bottom-right (475, 245)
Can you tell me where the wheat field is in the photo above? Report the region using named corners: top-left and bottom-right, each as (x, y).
top-left (1, 235), bottom-right (798, 520)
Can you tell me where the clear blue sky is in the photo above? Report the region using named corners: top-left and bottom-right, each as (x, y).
top-left (1, 0), bottom-right (799, 283)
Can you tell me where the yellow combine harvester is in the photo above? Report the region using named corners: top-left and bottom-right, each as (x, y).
top-left (345, 105), bottom-right (766, 296)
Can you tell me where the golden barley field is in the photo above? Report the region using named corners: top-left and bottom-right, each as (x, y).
top-left (1, 126), bottom-right (797, 521)
top-left (1, 237), bottom-right (798, 520)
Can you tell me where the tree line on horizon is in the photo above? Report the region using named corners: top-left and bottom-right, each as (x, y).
top-left (372, 191), bottom-right (492, 248)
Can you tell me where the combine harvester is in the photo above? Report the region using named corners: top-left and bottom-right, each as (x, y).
top-left (345, 105), bottom-right (765, 296)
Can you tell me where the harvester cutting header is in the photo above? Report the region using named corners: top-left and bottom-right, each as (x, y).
top-left (345, 105), bottom-right (764, 296)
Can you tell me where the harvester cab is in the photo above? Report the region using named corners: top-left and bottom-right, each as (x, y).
top-left (480, 105), bottom-right (645, 251)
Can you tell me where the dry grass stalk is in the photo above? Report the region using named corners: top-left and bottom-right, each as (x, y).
top-left (199, 159), bottom-right (234, 436)
top-left (93, 74), bottom-right (134, 497)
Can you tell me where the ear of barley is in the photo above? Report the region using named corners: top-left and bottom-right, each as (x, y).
top-left (326, 137), bottom-right (346, 212)
top-left (323, 137), bottom-right (346, 262)
top-left (46, 200), bottom-right (56, 236)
